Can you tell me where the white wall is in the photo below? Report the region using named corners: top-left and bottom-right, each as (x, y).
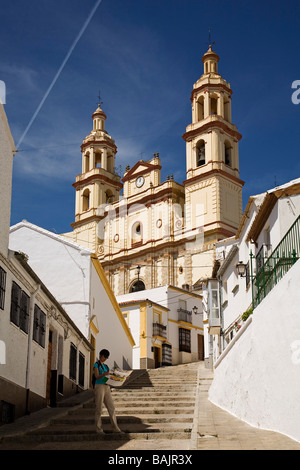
top-left (209, 259), bottom-right (300, 443)
top-left (117, 285), bottom-right (204, 365)
top-left (90, 260), bottom-right (133, 370)
top-left (0, 254), bottom-right (91, 401)
top-left (9, 222), bottom-right (92, 338)
top-left (0, 104), bottom-right (15, 257)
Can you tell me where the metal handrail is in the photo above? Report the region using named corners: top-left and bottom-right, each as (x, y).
top-left (251, 215), bottom-right (300, 308)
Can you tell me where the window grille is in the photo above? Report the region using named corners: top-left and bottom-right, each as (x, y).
top-left (33, 305), bottom-right (46, 348)
top-left (179, 328), bottom-right (191, 353)
top-left (69, 343), bottom-right (77, 381)
top-left (78, 352), bottom-right (85, 387)
top-left (0, 267), bottom-right (6, 310)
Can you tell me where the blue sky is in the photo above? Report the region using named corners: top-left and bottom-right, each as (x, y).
top-left (1, 0), bottom-right (300, 234)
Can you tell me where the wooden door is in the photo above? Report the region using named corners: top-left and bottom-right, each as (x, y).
top-left (46, 331), bottom-right (52, 405)
top-left (154, 347), bottom-right (160, 368)
top-left (197, 334), bottom-right (204, 361)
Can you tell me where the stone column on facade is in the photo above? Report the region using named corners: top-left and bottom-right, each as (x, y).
top-left (118, 265), bottom-right (127, 295)
top-left (184, 252), bottom-right (193, 288)
top-left (218, 92), bottom-right (224, 117)
top-left (161, 253), bottom-right (170, 285)
top-left (90, 147), bottom-right (95, 171)
top-left (145, 257), bottom-right (154, 289)
top-left (102, 148), bottom-right (108, 171)
top-left (204, 91), bottom-right (210, 118)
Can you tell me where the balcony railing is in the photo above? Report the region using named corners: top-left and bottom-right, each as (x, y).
top-left (251, 215), bottom-right (300, 308)
top-left (177, 307), bottom-right (192, 323)
top-left (153, 322), bottom-right (167, 338)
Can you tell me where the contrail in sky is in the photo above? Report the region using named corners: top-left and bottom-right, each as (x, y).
top-left (17, 0), bottom-right (103, 149)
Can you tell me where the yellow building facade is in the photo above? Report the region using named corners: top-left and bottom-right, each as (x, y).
top-left (64, 46), bottom-right (244, 296)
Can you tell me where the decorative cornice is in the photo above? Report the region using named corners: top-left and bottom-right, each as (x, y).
top-left (81, 139), bottom-right (117, 153)
top-left (191, 83), bottom-right (232, 102)
top-left (183, 168), bottom-right (245, 187)
top-left (182, 119), bottom-right (242, 142)
top-left (73, 173), bottom-right (123, 190)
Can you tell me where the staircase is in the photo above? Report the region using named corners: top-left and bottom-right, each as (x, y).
top-left (2, 362), bottom-right (201, 449)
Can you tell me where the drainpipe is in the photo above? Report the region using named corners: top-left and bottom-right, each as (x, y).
top-left (25, 284), bottom-right (41, 414)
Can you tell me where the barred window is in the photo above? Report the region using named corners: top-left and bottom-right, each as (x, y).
top-left (69, 343), bottom-right (77, 381)
top-left (10, 282), bottom-right (21, 327)
top-left (78, 352), bottom-right (85, 387)
top-left (179, 328), bottom-right (191, 353)
top-left (33, 305), bottom-right (46, 348)
top-left (19, 291), bottom-right (30, 333)
top-left (0, 267), bottom-right (6, 310)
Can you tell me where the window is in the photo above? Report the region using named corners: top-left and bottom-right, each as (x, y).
top-left (162, 344), bottom-right (172, 365)
top-left (78, 352), bottom-right (85, 388)
top-left (196, 140), bottom-right (205, 167)
top-left (130, 280), bottom-right (145, 292)
top-left (10, 282), bottom-right (21, 326)
top-left (0, 267), bottom-right (6, 310)
top-left (210, 95), bottom-right (218, 115)
top-left (95, 152), bottom-right (101, 168)
top-left (131, 221), bottom-right (143, 247)
top-left (245, 261), bottom-right (250, 288)
top-left (69, 343), bottom-right (77, 381)
top-left (19, 291), bottom-right (30, 334)
top-left (179, 328), bottom-right (191, 353)
top-left (82, 189), bottom-right (90, 211)
top-left (224, 141), bottom-right (233, 167)
top-left (33, 305), bottom-right (46, 348)
top-left (197, 96), bottom-right (204, 121)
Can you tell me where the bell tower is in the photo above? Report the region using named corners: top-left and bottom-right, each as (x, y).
top-left (70, 103), bottom-right (122, 251)
top-left (183, 45), bottom-right (244, 246)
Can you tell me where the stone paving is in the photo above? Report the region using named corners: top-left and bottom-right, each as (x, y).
top-left (0, 362), bottom-right (299, 451)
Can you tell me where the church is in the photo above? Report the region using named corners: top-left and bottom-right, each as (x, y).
top-left (63, 45), bottom-right (244, 296)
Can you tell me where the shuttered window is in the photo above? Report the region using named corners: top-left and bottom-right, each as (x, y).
top-left (19, 291), bottom-right (30, 333)
top-left (33, 305), bottom-right (46, 348)
top-left (10, 282), bottom-right (21, 326)
top-left (78, 352), bottom-right (85, 387)
top-left (69, 343), bottom-right (77, 381)
top-left (0, 267), bottom-right (6, 310)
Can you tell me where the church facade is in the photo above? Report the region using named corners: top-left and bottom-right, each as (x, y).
top-left (64, 46), bottom-right (244, 296)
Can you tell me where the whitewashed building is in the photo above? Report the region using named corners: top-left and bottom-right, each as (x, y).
top-left (117, 285), bottom-right (204, 369)
top-left (0, 103), bottom-right (92, 422)
top-left (205, 177), bottom-right (300, 442)
top-left (205, 177), bottom-right (300, 363)
top-left (9, 221), bottom-right (135, 376)
top-left (0, 250), bottom-right (92, 421)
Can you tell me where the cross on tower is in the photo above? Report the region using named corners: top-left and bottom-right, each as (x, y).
top-left (208, 28), bottom-right (216, 47)
top-left (97, 90), bottom-right (103, 107)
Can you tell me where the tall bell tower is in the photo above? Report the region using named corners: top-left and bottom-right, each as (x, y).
top-left (183, 45), bottom-right (244, 247)
top-left (70, 103), bottom-right (122, 251)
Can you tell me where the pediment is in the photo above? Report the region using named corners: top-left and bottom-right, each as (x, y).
top-left (122, 160), bottom-right (161, 182)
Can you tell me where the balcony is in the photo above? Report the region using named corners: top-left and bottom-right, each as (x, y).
top-left (177, 307), bottom-right (193, 324)
top-left (153, 323), bottom-right (167, 338)
top-left (251, 215), bottom-right (300, 308)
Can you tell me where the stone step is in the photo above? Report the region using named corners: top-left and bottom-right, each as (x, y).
top-left (0, 363), bottom-right (203, 446)
top-left (26, 422), bottom-right (193, 439)
top-left (52, 414), bottom-right (194, 425)
top-left (85, 397), bottom-right (195, 410)
top-left (71, 406), bottom-right (195, 415)
top-left (112, 396), bottom-right (196, 402)
top-left (111, 391), bottom-right (196, 397)
top-left (4, 430), bottom-right (191, 443)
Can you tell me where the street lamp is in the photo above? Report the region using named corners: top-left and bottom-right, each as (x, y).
top-left (135, 265), bottom-right (141, 281)
top-left (192, 306), bottom-right (199, 315)
top-left (236, 261), bottom-right (247, 277)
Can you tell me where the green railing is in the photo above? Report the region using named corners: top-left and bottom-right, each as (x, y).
top-left (250, 215), bottom-right (300, 308)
